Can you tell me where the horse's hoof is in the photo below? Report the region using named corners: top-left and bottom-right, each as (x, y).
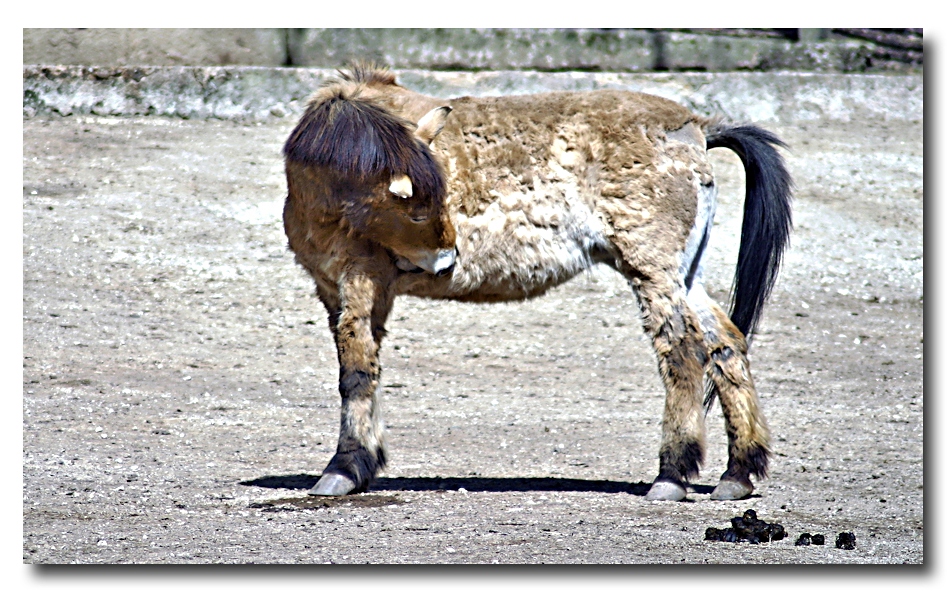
top-left (710, 478), bottom-right (753, 500)
top-left (308, 473), bottom-right (357, 496)
top-left (645, 480), bottom-right (687, 501)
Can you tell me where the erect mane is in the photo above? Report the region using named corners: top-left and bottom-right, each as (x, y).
top-left (335, 61), bottom-right (399, 87)
top-left (283, 68), bottom-right (445, 205)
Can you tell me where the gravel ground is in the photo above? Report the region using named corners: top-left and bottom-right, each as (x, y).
top-left (22, 103), bottom-right (922, 566)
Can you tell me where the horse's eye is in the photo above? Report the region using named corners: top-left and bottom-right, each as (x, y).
top-left (410, 216), bottom-right (428, 224)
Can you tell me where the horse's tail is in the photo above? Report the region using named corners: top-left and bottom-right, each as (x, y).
top-left (706, 123), bottom-right (793, 338)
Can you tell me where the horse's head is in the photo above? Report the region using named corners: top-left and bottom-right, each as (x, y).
top-left (358, 105), bottom-right (457, 276)
top-left (284, 66), bottom-right (457, 276)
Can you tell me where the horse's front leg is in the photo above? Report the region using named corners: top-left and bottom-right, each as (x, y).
top-left (309, 270), bottom-right (395, 496)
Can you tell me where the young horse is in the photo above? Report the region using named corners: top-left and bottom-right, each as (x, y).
top-left (282, 64), bottom-right (792, 501)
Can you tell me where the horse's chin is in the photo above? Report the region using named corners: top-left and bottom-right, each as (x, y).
top-left (394, 254), bottom-right (425, 273)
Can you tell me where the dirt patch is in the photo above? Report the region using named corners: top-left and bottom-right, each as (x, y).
top-left (22, 109), bottom-right (922, 564)
top-left (250, 494), bottom-right (406, 511)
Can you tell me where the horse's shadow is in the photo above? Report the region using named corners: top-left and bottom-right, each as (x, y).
top-left (239, 474), bottom-right (718, 496)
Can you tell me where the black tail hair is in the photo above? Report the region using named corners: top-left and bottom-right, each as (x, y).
top-left (283, 85), bottom-right (446, 205)
top-left (706, 124), bottom-right (793, 338)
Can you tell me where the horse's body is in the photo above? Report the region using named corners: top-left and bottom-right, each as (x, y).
top-left (282, 64), bottom-right (792, 501)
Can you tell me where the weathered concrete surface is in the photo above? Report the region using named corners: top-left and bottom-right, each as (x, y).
top-left (22, 65), bottom-right (325, 120)
top-left (287, 28), bottom-right (815, 72)
top-left (25, 28), bottom-right (907, 73)
top-left (23, 28), bottom-right (288, 67)
top-left (23, 66), bottom-right (924, 127)
top-left (287, 28), bottom-right (918, 73)
top-left (22, 71), bottom-right (923, 564)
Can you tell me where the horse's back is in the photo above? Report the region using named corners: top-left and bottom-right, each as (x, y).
top-left (397, 89), bottom-right (713, 302)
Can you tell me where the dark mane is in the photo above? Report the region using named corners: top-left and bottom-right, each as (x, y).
top-left (283, 83), bottom-right (445, 204)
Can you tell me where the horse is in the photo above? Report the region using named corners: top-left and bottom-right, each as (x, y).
top-left (281, 63), bottom-right (792, 501)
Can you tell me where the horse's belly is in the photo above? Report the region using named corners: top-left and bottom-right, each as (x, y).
top-left (440, 190), bottom-right (609, 301)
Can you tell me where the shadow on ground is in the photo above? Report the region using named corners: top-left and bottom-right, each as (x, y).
top-left (238, 474), bottom-right (720, 497)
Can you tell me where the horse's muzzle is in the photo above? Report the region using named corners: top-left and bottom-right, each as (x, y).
top-left (394, 247), bottom-right (457, 276)
top-left (434, 257), bottom-right (456, 277)
top-left (412, 247), bottom-right (456, 276)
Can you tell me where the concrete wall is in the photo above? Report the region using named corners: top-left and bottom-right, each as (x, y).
top-left (23, 29), bottom-right (288, 67)
top-left (23, 28), bottom-right (918, 73)
top-left (23, 29), bottom-right (923, 124)
top-left (22, 65), bottom-right (924, 126)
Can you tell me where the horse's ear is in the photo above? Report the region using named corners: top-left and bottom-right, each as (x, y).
top-left (414, 106), bottom-right (452, 145)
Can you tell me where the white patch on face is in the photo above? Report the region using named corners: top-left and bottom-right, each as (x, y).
top-left (404, 247), bottom-right (456, 275)
top-left (429, 248), bottom-right (457, 274)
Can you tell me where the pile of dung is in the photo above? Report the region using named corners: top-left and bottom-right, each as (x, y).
top-left (794, 531), bottom-right (856, 549)
top-left (704, 509), bottom-right (786, 544)
top-left (835, 532), bottom-right (857, 550)
top-left (704, 509), bottom-right (857, 550)
top-left (795, 532), bottom-right (826, 546)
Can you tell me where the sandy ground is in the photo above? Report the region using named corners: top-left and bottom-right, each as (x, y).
top-left (22, 104), bottom-right (922, 564)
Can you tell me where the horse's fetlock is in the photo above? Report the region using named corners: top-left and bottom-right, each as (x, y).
top-left (324, 446), bottom-right (386, 492)
top-left (744, 443), bottom-right (771, 480)
top-left (659, 440), bottom-right (704, 482)
top-left (727, 441), bottom-right (771, 482)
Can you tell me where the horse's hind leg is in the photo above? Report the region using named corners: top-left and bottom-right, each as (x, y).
top-left (308, 271), bottom-right (394, 496)
top-left (689, 286), bottom-right (771, 500)
top-left (631, 273), bottom-right (709, 501)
